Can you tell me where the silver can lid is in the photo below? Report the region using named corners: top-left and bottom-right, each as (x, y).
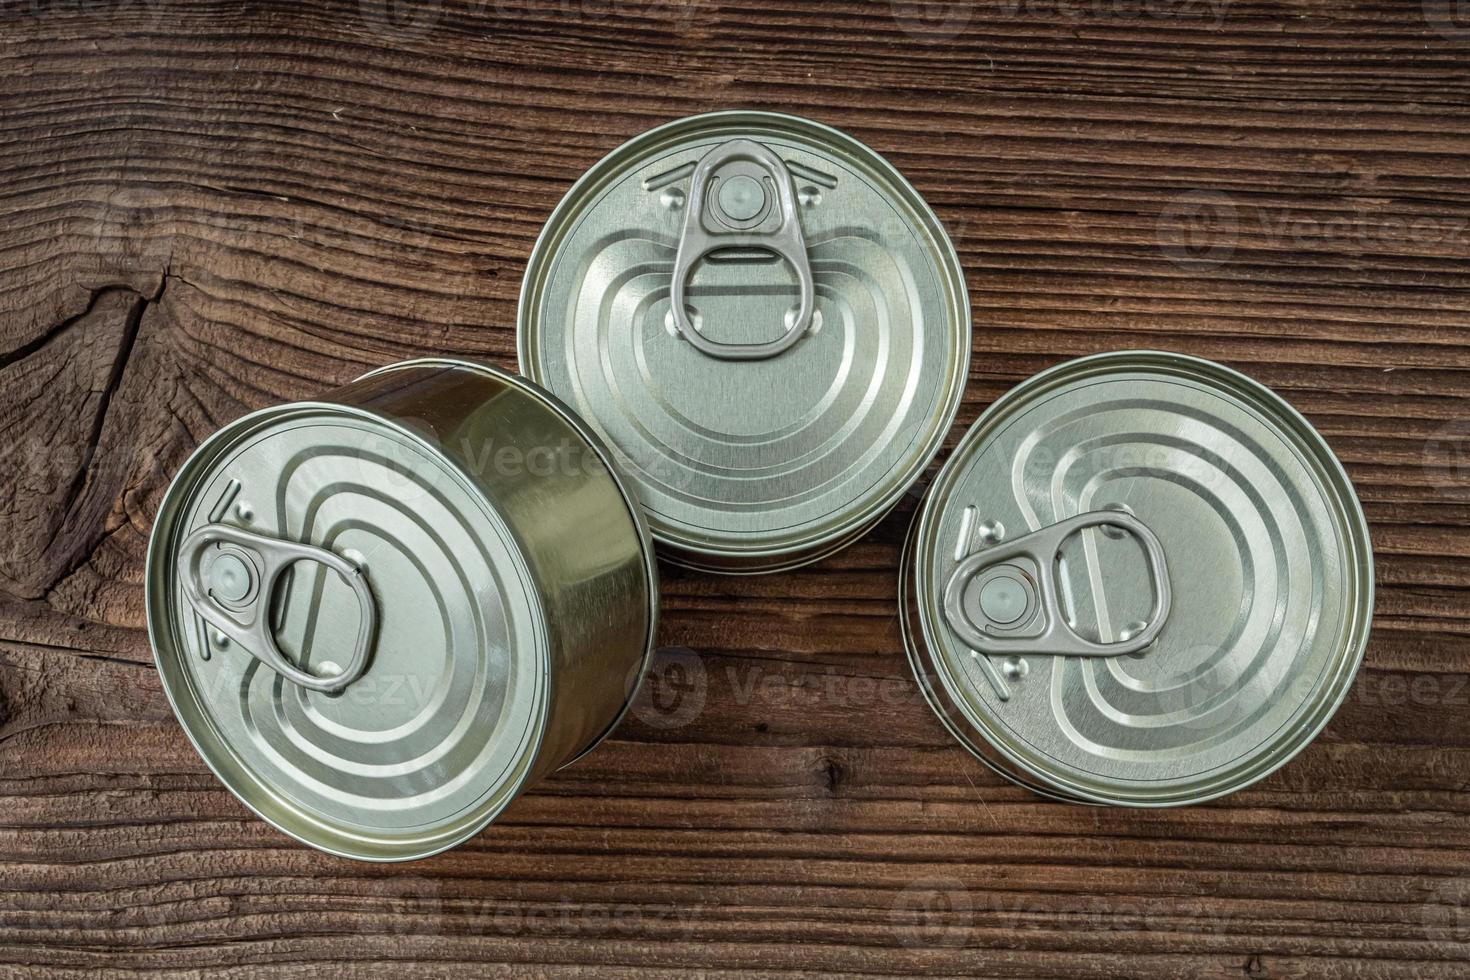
top-left (146, 400), bottom-right (550, 860)
top-left (905, 351), bottom-right (1373, 805)
top-left (519, 111), bottom-right (969, 570)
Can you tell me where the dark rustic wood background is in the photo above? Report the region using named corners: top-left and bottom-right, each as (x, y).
top-left (2, 0), bottom-right (1468, 976)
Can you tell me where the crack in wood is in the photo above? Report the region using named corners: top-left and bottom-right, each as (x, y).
top-left (30, 277), bottom-right (172, 601)
top-left (75, 652), bottom-right (154, 671)
top-left (41, 295), bottom-right (149, 551)
top-left (0, 285), bottom-right (130, 371)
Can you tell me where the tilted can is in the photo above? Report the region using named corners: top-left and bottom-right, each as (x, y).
top-left (902, 351), bottom-right (1373, 806)
top-left (146, 359), bottom-right (658, 860)
top-left (519, 111), bottom-right (970, 573)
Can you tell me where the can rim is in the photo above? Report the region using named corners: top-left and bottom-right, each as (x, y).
top-left (517, 109), bottom-right (971, 565)
top-left (905, 349), bottom-right (1375, 806)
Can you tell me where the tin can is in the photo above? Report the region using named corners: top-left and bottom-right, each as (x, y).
top-left (146, 359), bottom-right (658, 860)
top-left (519, 111), bottom-right (970, 573)
top-left (902, 351), bottom-right (1373, 806)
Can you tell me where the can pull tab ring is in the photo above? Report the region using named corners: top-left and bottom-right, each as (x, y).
top-left (178, 524), bottom-right (377, 693)
top-left (669, 138), bottom-right (815, 361)
top-left (943, 511), bottom-right (1171, 658)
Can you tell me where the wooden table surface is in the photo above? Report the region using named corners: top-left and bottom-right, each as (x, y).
top-left (3, 1), bottom-right (1469, 976)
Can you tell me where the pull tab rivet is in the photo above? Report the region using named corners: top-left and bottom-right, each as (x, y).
top-left (208, 553), bottom-right (253, 603)
top-left (979, 575), bottom-right (1029, 625)
top-left (718, 174), bottom-right (766, 221)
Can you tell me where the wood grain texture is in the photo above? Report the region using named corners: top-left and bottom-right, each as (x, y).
top-left (1, 0), bottom-right (1468, 975)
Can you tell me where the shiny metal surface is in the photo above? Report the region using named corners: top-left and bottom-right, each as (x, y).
top-left (903, 351), bottom-right (1374, 806)
top-left (178, 522), bottom-right (379, 693)
top-left (146, 360), bottom-right (657, 860)
top-left (519, 111), bottom-right (969, 572)
top-left (669, 137), bottom-right (816, 361)
top-left (942, 510), bottom-right (1172, 661)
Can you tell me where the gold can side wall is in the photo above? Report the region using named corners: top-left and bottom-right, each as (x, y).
top-left (347, 359), bottom-right (659, 778)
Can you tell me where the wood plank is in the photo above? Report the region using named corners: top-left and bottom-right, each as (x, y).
top-left (0, 0), bottom-right (1467, 975)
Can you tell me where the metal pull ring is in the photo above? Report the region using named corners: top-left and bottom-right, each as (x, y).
top-left (942, 511), bottom-right (1172, 658)
top-left (669, 138), bottom-right (815, 361)
top-left (179, 523), bottom-right (377, 693)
